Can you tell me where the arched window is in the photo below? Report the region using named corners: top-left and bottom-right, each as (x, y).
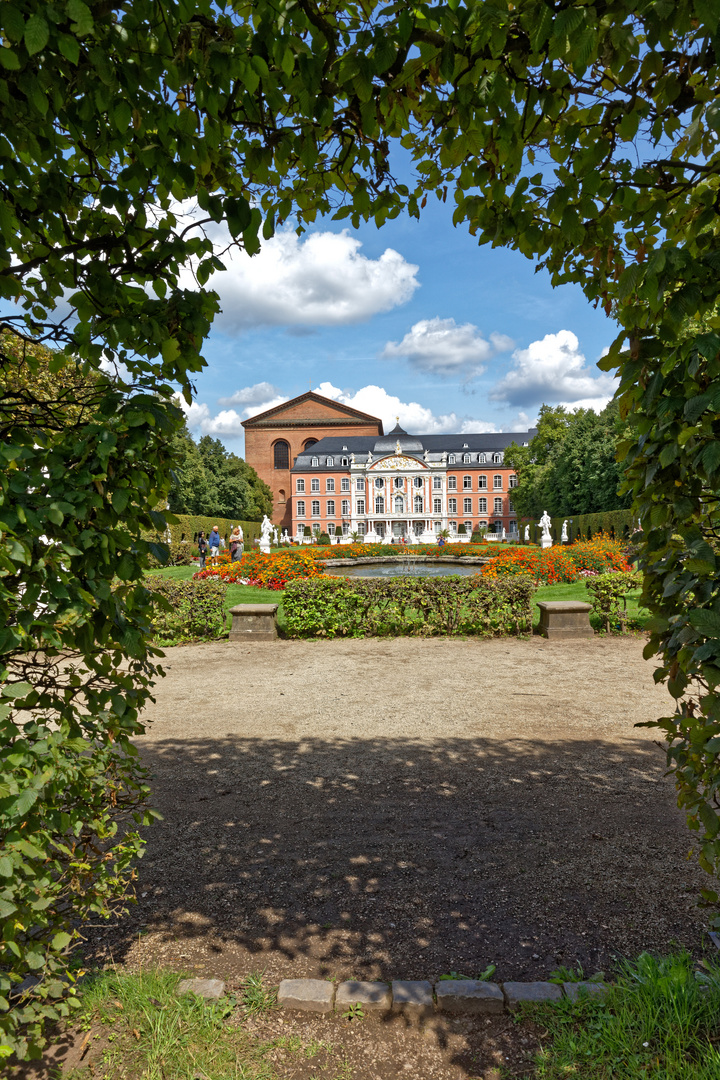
top-left (448, 454), bottom-right (456, 464)
top-left (394, 496), bottom-right (404, 514)
top-left (414, 495), bottom-right (423, 513)
top-left (463, 453), bottom-right (471, 463)
top-left (493, 452), bottom-right (503, 463)
top-left (326, 457), bottom-right (334, 467)
top-left (274, 440), bottom-right (289, 469)
top-left (311, 456), bottom-right (319, 467)
top-left (304, 438), bottom-right (318, 450)
top-left (375, 496), bottom-right (385, 514)
top-left (341, 456), bottom-right (349, 467)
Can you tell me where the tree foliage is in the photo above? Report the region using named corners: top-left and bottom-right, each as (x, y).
top-left (3, 0), bottom-right (720, 1058)
top-left (167, 426), bottom-right (272, 521)
top-left (505, 402), bottom-right (632, 519)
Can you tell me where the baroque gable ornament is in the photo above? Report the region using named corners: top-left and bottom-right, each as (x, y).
top-left (370, 455), bottom-right (426, 471)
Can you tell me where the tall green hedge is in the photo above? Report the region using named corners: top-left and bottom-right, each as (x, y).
top-left (520, 508), bottom-right (637, 545)
top-left (151, 513), bottom-right (262, 546)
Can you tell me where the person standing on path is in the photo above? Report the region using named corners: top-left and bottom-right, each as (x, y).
top-left (198, 530), bottom-right (208, 569)
top-left (229, 526), bottom-right (244, 562)
top-left (208, 525), bottom-right (221, 559)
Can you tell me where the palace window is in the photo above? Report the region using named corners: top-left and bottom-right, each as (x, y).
top-left (296, 501), bottom-right (306, 517)
top-left (493, 474), bottom-right (502, 489)
top-left (463, 475), bottom-right (472, 489)
top-left (326, 500), bottom-right (335, 517)
top-left (341, 457), bottom-right (349, 467)
top-left (311, 456), bottom-right (319, 467)
top-left (394, 496), bottom-right (404, 514)
top-left (448, 497), bottom-right (457, 514)
top-left (326, 457), bottom-right (333, 467)
top-left (464, 521), bottom-right (472, 533)
top-left (463, 453), bottom-right (471, 463)
top-left (449, 520), bottom-right (457, 533)
top-left (479, 454), bottom-right (486, 463)
top-left (508, 498), bottom-right (514, 512)
top-left (433, 497), bottom-right (442, 513)
top-left (447, 475), bottom-right (457, 490)
top-left (342, 499), bottom-right (350, 516)
top-left (509, 475), bottom-right (518, 488)
top-left (375, 496), bottom-right (385, 514)
top-left (478, 475), bottom-right (487, 489)
top-left (433, 475), bottom-right (442, 490)
top-left (356, 499), bottom-right (365, 514)
top-left (494, 497), bottom-right (503, 514)
top-left (311, 478), bottom-right (320, 492)
top-left (478, 519), bottom-right (487, 527)
top-left (478, 497), bottom-right (487, 513)
top-left (312, 522), bottom-right (320, 535)
top-left (304, 438), bottom-right (318, 450)
top-left (296, 479), bottom-right (305, 492)
top-left (394, 477), bottom-right (404, 489)
top-left (414, 495), bottom-right (423, 513)
top-left (326, 478), bottom-right (335, 492)
top-left (413, 477), bottom-right (423, 488)
top-left (274, 440), bottom-right (289, 469)
top-left (493, 452), bottom-right (503, 463)
top-left (341, 477), bottom-right (350, 490)
top-left (463, 498), bottom-right (472, 514)
top-left (342, 521), bottom-right (350, 535)
top-left (374, 477), bottom-right (385, 489)
top-left (356, 478), bottom-right (365, 491)
top-left (312, 500), bottom-right (320, 516)
top-left (448, 454), bottom-right (456, 464)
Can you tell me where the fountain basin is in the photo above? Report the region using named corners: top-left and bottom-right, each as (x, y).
top-left (321, 556), bottom-right (489, 579)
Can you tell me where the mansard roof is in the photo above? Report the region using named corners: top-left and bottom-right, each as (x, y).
top-left (291, 428), bottom-right (537, 470)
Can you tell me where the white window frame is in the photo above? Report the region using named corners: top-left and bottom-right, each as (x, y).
top-left (449, 520), bottom-right (457, 533)
top-left (463, 475), bottom-right (472, 489)
top-left (509, 475), bottom-right (518, 488)
top-left (312, 522), bottom-right (320, 535)
top-left (478, 497), bottom-right (487, 513)
top-left (494, 497), bottom-right (503, 514)
top-left (394, 477), bottom-right (404, 489)
top-left (326, 478), bottom-right (335, 492)
top-left (311, 456), bottom-right (319, 467)
top-left (374, 477), bottom-right (385, 489)
top-left (463, 497), bottom-right (472, 514)
top-left (463, 453), bottom-right (471, 463)
top-left (478, 474), bottom-right (487, 489)
top-left (375, 496), bottom-right (385, 514)
top-left (414, 495), bottom-right (423, 513)
top-left (447, 475), bottom-right (457, 490)
top-left (493, 474), bottom-right (503, 490)
top-left (433, 497), bottom-right (442, 513)
top-left (356, 499), bottom-right (366, 514)
top-left (448, 454), bottom-right (456, 464)
top-left (341, 477), bottom-right (350, 491)
top-left (394, 495), bottom-right (404, 513)
top-left (356, 478), bottom-right (365, 491)
top-left (493, 452), bottom-right (503, 463)
top-left (296, 500), bottom-right (306, 517)
top-left (413, 477), bottom-right (423, 489)
top-left (296, 478), bottom-right (305, 492)
top-left (326, 500), bottom-right (336, 517)
top-left (326, 457), bottom-right (334, 467)
top-left (433, 475), bottom-right (442, 490)
top-left (311, 477), bottom-right (320, 492)
top-left (448, 497), bottom-right (457, 514)
top-left (311, 500), bottom-right (320, 516)
top-left (341, 499), bottom-right (350, 516)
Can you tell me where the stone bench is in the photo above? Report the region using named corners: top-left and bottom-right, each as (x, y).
top-left (536, 600), bottom-right (593, 640)
top-left (229, 603), bottom-right (278, 642)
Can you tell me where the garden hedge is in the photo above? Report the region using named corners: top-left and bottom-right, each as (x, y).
top-left (145, 578), bottom-right (228, 644)
top-left (520, 508), bottom-right (637, 546)
top-left (283, 574), bottom-right (536, 638)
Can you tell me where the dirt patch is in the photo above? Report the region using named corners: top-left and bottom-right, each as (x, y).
top-left (73, 636), bottom-right (709, 1075)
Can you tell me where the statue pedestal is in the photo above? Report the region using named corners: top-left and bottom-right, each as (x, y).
top-left (540, 536), bottom-right (552, 550)
top-left (259, 541), bottom-right (271, 554)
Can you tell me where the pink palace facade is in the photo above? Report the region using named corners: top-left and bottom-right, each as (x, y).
top-left (290, 422), bottom-right (536, 541)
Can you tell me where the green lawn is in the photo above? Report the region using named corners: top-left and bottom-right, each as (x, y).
top-left (147, 566), bottom-right (648, 636)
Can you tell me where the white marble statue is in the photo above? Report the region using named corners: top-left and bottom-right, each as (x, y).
top-left (281, 529), bottom-right (290, 544)
top-left (524, 524), bottom-right (530, 542)
top-left (538, 509), bottom-right (553, 549)
top-left (260, 514), bottom-right (272, 553)
top-left (561, 520), bottom-right (569, 543)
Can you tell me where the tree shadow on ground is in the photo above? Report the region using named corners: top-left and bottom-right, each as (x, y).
top-left (88, 733), bottom-right (707, 990)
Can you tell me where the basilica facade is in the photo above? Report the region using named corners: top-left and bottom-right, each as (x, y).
top-left (290, 422), bottom-right (535, 541)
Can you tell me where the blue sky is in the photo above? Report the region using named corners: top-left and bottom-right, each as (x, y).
top-left (182, 185), bottom-right (619, 453)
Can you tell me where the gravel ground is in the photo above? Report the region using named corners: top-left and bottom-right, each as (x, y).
top-left (74, 635), bottom-right (711, 1077)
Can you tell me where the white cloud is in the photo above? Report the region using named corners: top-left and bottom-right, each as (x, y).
top-left (200, 409), bottom-right (247, 437)
top-left (491, 330), bottom-right (618, 410)
top-left (381, 317), bottom-right (513, 376)
top-left (176, 205), bottom-right (419, 330)
top-left (179, 399), bottom-right (211, 428)
top-left (313, 382), bottom-right (499, 436)
top-left (217, 382), bottom-right (283, 408)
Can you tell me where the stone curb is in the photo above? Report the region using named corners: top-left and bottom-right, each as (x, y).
top-left (276, 977), bottom-right (611, 1016)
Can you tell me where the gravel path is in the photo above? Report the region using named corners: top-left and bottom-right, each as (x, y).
top-left (87, 636), bottom-right (707, 989)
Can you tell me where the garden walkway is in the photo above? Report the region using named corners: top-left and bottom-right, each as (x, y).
top-left (88, 635), bottom-right (706, 996)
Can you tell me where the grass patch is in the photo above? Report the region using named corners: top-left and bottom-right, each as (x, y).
top-left (529, 951), bottom-right (720, 1079)
top-left (66, 968), bottom-right (341, 1080)
top-left (533, 581), bottom-right (650, 631)
top-left (146, 568), bottom-right (286, 634)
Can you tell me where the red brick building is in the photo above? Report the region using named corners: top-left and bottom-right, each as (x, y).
top-left (241, 391), bottom-right (384, 531)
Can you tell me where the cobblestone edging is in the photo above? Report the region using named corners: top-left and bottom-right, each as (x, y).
top-left (277, 977), bottom-right (609, 1016)
top-left (176, 975), bottom-right (609, 1015)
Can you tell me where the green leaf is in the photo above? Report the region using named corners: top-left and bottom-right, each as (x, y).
top-left (111, 488), bottom-right (130, 514)
top-left (0, 856), bottom-right (12, 876)
top-left (0, 46), bottom-right (21, 70)
top-left (66, 0), bottom-right (93, 36)
top-left (689, 610), bottom-right (720, 639)
top-left (51, 932), bottom-right (72, 952)
top-left (24, 15), bottom-right (49, 56)
top-left (699, 802), bottom-right (720, 839)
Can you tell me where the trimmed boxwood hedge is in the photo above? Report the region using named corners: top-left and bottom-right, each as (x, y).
top-left (145, 577), bottom-right (228, 644)
top-left (520, 508), bottom-right (637, 545)
top-left (283, 574), bottom-right (536, 638)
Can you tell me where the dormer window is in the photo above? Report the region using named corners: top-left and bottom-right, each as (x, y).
top-left (327, 457), bottom-right (334, 467)
top-left (479, 454), bottom-right (486, 463)
top-left (448, 454), bottom-right (456, 464)
top-left (311, 456), bottom-right (319, 467)
top-left (341, 457), bottom-right (349, 467)
top-left (463, 443), bottom-right (468, 448)
top-left (342, 445), bottom-right (348, 450)
top-left (493, 452), bottom-right (503, 463)
top-left (463, 453), bottom-right (471, 463)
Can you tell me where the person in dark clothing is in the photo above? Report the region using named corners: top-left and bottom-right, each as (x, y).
top-left (198, 530), bottom-right (208, 569)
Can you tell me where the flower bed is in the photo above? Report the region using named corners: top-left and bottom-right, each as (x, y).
top-left (481, 535), bottom-right (631, 585)
top-left (194, 549), bottom-right (322, 590)
top-left (306, 542), bottom-right (522, 560)
top-left (283, 574), bottom-right (536, 638)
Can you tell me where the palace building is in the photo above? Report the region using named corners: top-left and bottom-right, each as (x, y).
top-left (289, 422), bottom-right (535, 541)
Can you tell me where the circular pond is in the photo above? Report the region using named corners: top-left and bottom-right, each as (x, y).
top-left (325, 559), bottom-right (483, 578)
